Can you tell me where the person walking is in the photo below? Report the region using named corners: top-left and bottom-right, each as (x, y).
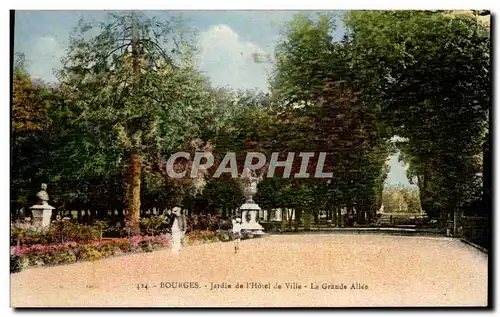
top-left (169, 205), bottom-right (187, 254)
top-left (232, 216), bottom-right (242, 254)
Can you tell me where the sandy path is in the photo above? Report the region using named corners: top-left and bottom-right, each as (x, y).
top-left (10, 234), bottom-right (488, 307)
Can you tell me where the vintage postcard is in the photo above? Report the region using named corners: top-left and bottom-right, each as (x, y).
top-left (9, 9), bottom-right (491, 308)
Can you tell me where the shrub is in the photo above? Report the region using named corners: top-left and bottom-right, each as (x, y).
top-left (77, 246), bottom-right (103, 261)
top-left (11, 226), bottom-right (23, 246)
top-left (52, 252), bottom-right (77, 265)
top-left (94, 220), bottom-right (109, 241)
top-left (10, 255), bottom-right (23, 273)
top-left (51, 221), bottom-right (100, 244)
top-left (140, 216), bottom-right (170, 236)
top-left (140, 241), bottom-right (154, 252)
top-left (105, 221), bottom-right (126, 237)
top-left (116, 240), bottom-right (132, 253)
top-left (29, 253), bottom-right (50, 266)
top-left (96, 243), bottom-right (117, 257)
top-left (11, 225), bottom-right (50, 246)
top-left (217, 230), bottom-right (231, 242)
top-left (218, 220), bottom-right (232, 230)
top-left (11, 221), bottom-right (102, 247)
top-left (185, 230), bottom-right (222, 245)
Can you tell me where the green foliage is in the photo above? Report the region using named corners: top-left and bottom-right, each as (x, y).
top-left (272, 13), bottom-right (337, 105)
top-left (382, 186), bottom-right (422, 214)
top-left (202, 179), bottom-right (245, 212)
top-left (11, 221), bottom-right (101, 246)
top-left (10, 255), bottom-right (24, 273)
top-left (12, 67), bottom-right (49, 133)
top-left (11, 10), bottom-right (489, 228)
top-left (58, 12), bottom-right (217, 158)
top-left (53, 252), bottom-right (77, 265)
top-left (185, 230), bottom-right (224, 245)
top-left (344, 11), bottom-right (490, 215)
top-left (76, 246), bottom-right (103, 262)
top-left (140, 241), bottom-right (154, 252)
top-left (48, 221), bottom-right (101, 244)
top-left (11, 66), bottom-right (52, 212)
top-left (140, 215), bottom-right (169, 236)
top-left (254, 178), bottom-right (285, 211)
top-left (216, 230), bottom-right (232, 242)
top-left (267, 13), bottom-right (390, 221)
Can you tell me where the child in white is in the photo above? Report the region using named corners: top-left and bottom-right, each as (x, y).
top-left (232, 217), bottom-right (242, 253)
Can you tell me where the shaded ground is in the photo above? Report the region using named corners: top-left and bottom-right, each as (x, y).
top-left (10, 234), bottom-right (488, 307)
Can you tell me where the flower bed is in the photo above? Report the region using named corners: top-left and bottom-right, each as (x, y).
top-left (10, 235), bottom-right (170, 273)
top-left (10, 228), bottom-right (235, 273)
top-left (184, 230), bottom-right (232, 246)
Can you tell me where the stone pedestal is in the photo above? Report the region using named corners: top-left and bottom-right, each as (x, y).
top-left (240, 202), bottom-right (265, 236)
top-left (30, 204), bottom-right (55, 228)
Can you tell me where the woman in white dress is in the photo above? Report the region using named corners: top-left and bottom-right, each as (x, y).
top-left (169, 206), bottom-right (186, 254)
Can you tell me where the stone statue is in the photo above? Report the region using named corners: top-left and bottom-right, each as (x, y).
top-left (30, 183), bottom-right (55, 228)
top-left (243, 167), bottom-right (256, 182)
top-left (250, 181), bottom-right (257, 192)
top-left (36, 183), bottom-right (49, 205)
top-left (242, 168), bottom-right (260, 203)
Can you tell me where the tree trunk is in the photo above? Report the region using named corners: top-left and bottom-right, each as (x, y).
top-left (295, 208), bottom-right (302, 232)
top-left (287, 208), bottom-right (293, 230)
top-left (304, 210), bottom-right (312, 231)
top-left (122, 13), bottom-right (142, 237)
top-left (339, 208), bottom-right (344, 227)
top-left (124, 151), bottom-right (142, 236)
top-left (347, 205), bottom-right (353, 226)
top-left (281, 209), bottom-right (287, 231)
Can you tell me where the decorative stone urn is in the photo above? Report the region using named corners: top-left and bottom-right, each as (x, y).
top-left (29, 183), bottom-right (55, 228)
top-left (239, 168), bottom-right (265, 236)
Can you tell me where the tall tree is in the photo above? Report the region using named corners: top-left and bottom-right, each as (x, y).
top-left (11, 64), bottom-right (50, 214)
top-left (58, 12), bottom-right (216, 234)
top-left (269, 13), bottom-right (389, 221)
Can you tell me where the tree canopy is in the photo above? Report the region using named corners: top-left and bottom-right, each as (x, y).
top-left (11, 10), bottom-right (490, 230)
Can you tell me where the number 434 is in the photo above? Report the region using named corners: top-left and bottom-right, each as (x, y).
top-left (136, 283), bottom-right (149, 290)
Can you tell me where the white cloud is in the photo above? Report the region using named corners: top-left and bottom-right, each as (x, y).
top-left (24, 36), bottom-right (66, 83)
top-left (197, 24), bottom-right (271, 92)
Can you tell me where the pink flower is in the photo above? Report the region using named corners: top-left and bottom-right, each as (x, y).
top-left (11, 246), bottom-right (29, 256)
top-left (63, 241), bottom-right (78, 248)
top-left (89, 241), bottom-right (101, 247)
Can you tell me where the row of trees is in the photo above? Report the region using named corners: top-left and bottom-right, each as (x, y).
top-left (254, 10), bottom-right (489, 226)
top-left (12, 11), bottom-right (490, 234)
top-left (343, 10), bottom-right (490, 220)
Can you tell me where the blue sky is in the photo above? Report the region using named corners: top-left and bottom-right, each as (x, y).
top-left (13, 10), bottom-right (415, 188)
